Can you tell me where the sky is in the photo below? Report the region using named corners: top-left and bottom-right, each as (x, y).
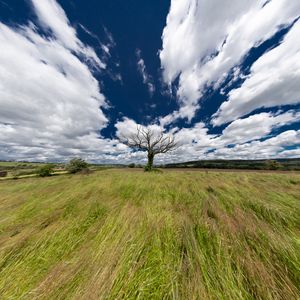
top-left (0, 0), bottom-right (300, 164)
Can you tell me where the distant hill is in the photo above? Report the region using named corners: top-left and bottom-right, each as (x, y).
top-left (163, 158), bottom-right (300, 171)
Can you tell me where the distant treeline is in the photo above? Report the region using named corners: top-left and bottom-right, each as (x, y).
top-left (163, 158), bottom-right (300, 171)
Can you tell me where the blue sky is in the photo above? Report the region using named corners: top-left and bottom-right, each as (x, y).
top-left (0, 0), bottom-right (300, 163)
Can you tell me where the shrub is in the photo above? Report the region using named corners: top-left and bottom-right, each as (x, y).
top-left (12, 173), bottom-right (19, 180)
top-left (11, 166), bottom-right (21, 179)
top-left (66, 158), bottom-right (89, 174)
top-left (37, 164), bottom-right (54, 177)
top-left (0, 171), bottom-right (7, 177)
top-left (265, 160), bottom-right (282, 170)
top-left (144, 164), bottom-right (151, 172)
top-left (128, 163), bottom-right (135, 168)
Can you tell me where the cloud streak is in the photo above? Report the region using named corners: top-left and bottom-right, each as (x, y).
top-left (213, 19), bottom-right (300, 125)
top-left (136, 49), bottom-right (155, 96)
top-left (0, 0), bottom-right (121, 162)
top-left (31, 0), bottom-right (105, 69)
top-left (0, 0), bottom-right (299, 163)
top-left (160, 0), bottom-right (300, 123)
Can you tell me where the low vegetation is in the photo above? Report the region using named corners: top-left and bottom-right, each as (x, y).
top-left (0, 169), bottom-right (299, 299)
top-left (0, 159), bottom-right (92, 180)
top-left (66, 158), bottom-right (89, 174)
top-left (165, 158), bottom-right (300, 171)
top-left (0, 162), bottom-right (59, 179)
top-left (37, 164), bottom-right (55, 177)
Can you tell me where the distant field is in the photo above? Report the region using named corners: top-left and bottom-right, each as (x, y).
top-left (0, 162), bottom-right (44, 167)
top-left (0, 161), bottom-right (107, 179)
top-left (0, 170), bottom-right (299, 299)
top-left (0, 161), bottom-right (47, 179)
top-left (165, 158), bottom-right (300, 171)
top-left (0, 161), bottom-right (46, 171)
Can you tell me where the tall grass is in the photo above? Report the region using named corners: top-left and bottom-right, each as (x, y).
top-left (0, 170), bottom-right (299, 299)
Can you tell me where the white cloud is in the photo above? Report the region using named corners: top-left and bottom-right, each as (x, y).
top-left (0, 0), bottom-right (125, 162)
top-left (214, 110), bottom-right (300, 145)
top-left (174, 110), bottom-right (300, 159)
top-left (209, 130), bottom-right (300, 160)
top-left (31, 0), bottom-right (105, 69)
top-left (213, 19), bottom-right (300, 125)
top-left (115, 117), bottom-right (163, 140)
top-left (1, 0), bottom-right (299, 164)
top-left (160, 0), bottom-right (300, 123)
top-left (278, 148), bottom-right (300, 158)
top-left (115, 109), bottom-right (300, 164)
top-left (136, 49), bottom-right (155, 96)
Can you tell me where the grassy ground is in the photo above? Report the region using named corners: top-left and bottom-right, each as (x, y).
top-left (0, 170), bottom-right (299, 299)
top-left (0, 171), bottom-right (69, 181)
top-left (0, 161), bottom-right (111, 179)
top-left (0, 161), bottom-right (48, 179)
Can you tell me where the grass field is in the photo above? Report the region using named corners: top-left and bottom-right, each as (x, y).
top-left (0, 170), bottom-right (299, 299)
top-left (0, 161), bottom-right (110, 180)
top-left (0, 161), bottom-right (49, 179)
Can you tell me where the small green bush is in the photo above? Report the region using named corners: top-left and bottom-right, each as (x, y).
top-left (12, 172), bottom-right (19, 180)
top-left (128, 163), bottom-right (135, 168)
top-left (144, 164), bottom-right (151, 172)
top-left (0, 171), bottom-right (7, 177)
top-left (37, 164), bottom-right (54, 177)
top-left (66, 158), bottom-right (89, 174)
top-left (265, 160), bottom-right (282, 170)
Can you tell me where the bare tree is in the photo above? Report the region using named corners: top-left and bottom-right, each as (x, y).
top-left (120, 126), bottom-right (177, 171)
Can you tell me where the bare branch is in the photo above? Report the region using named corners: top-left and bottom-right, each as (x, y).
top-left (120, 125), bottom-right (149, 151)
top-left (119, 126), bottom-right (177, 156)
top-left (153, 135), bottom-right (177, 154)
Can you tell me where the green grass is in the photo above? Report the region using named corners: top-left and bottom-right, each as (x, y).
top-left (0, 169), bottom-right (299, 299)
top-left (0, 161), bottom-right (45, 169)
top-left (0, 161), bottom-right (48, 179)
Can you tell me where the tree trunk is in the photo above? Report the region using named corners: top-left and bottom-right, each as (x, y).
top-left (147, 152), bottom-right (154, 171)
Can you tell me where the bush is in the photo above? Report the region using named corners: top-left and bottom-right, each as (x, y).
top-left (12, 173), bottom-right (19, 180)
top-left (37, 164), bottom-right (54, 177)
top-left (265, 160), bottom-right (282, 170)
top-left (128, 163), bottom-right (135, 168)
top-left (144, 164), bottom-right (151, 172)
top-left (11, 167), bottom-right (20, 179)
top-left (66, 158), bottom-right (89, 174)
top-left (0, 171), bottom-right (7, 177)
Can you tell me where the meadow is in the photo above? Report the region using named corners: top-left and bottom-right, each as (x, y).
top-left (0, 169), bottom-right (299, 299)
top-left (0, 162), bottom-right (53, 179)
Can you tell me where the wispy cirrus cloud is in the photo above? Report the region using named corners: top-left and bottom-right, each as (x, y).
top-left (136, 49), bottom-right (155, 97)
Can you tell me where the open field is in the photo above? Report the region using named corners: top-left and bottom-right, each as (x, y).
top-left (0, 170), bottom-right (299, 299)
top-left (0, 162), bottom-right (50, 179)
top-left (0, 161), bottom-right (108, 180)
top-left (165, 158), bottom-right (300, 171)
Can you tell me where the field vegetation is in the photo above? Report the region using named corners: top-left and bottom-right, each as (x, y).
top-left (0, 169), bottom-right (299, 299)
top-left (0, 160), bottom-right (106, 180)
top-left (165, 158), bottom-right (300, 171)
